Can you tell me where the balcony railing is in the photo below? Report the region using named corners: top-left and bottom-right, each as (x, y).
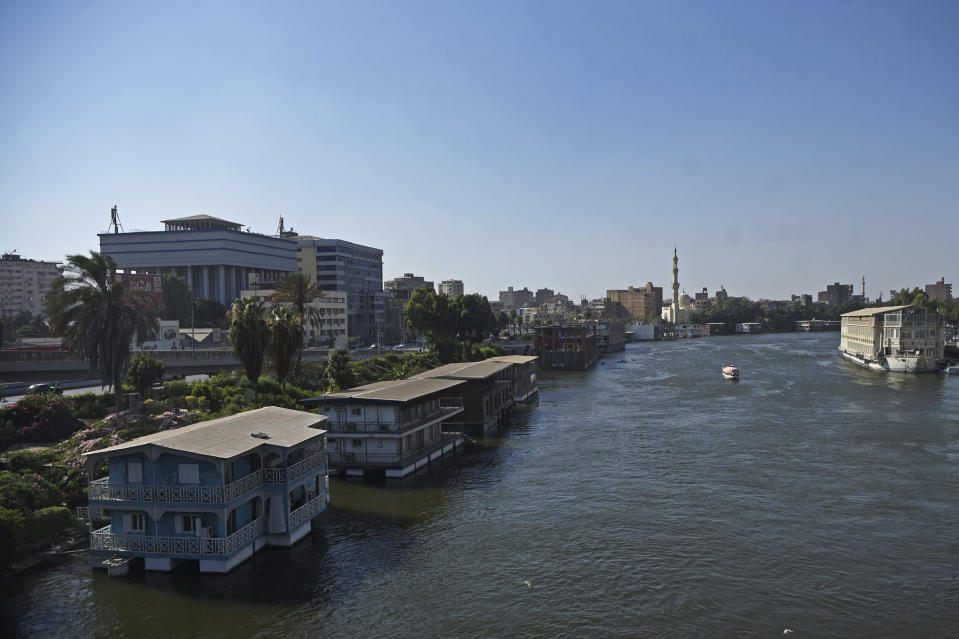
top-left (90, 518), bottom-right (264, 557)
top-left (328, 400), bottom-right (464, 434)
top-left (288, 494), bottom-right (326, 529)
top-left (328, 434), bottom-right (458, 468)
top-left (263, 452), bottom-right (327, 484)
top-left (89, 470), bottom-right (264, 505)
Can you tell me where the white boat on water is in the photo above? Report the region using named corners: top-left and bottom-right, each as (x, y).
top-left (943, 365), bottom-right (959, 374)
top-left (722, 364), bottom-right (740, 380)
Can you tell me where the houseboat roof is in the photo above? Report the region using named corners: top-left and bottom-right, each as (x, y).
top-left (83, 406), bottom-right (326, 461)
top-left (841, 305), bottom-right (910, 318)
top-left (303, 377), bottom-right (465, 405)
top-left (413, 360), bottom-right (513, 380)
top-left (488, 355), bottom-right (538, 365)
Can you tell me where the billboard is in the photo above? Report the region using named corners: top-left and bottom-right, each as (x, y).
top-left (122, 273), bottom-right (163, 305)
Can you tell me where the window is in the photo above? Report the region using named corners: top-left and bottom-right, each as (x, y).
top-left (178, 463), bottom-right (200, 484)
top-left (377, 439), bottom-right (383, 448)
top-left (351, 407), bottom-right (361, 416)
top-left (124, 512), bottom-right (145, 533)
top-left (176, 515), bottom-right (200, 534)
top-left (353, 439), bottom-right (363, 447)
top-left (127, 462), bottom-right (143, 483)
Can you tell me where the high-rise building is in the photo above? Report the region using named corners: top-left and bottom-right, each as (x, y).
top-left (385, 273), bottom-right (434, 301)
top-left (925, 277), bottom-right (953, 301)
top-left (534, 288), bottom-right (555, 306)
top-left (0, 253), bottom-right (62, 320)
top-left (499, 286), bottom-right (534, 308)
top-left (439, 279), bottom-right (464, 298)
top-left (605, 283), bottom-right (663, 320)
top-left (297, 237), bottom-right (386, 345)
top-left (817, 282), bottom-right (854, 306)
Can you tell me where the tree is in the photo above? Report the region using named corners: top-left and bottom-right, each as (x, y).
top-left (272, 272), bottom-right (325, 344)
top-left (126, 353), bottom-right (165, 399)
top-left (161, 274), bottom-right (192, 326)
top-left (405, 288), bottom-right (459, 363)
top-left (45, 252), bottom-right (158, 411)
top-left (227, 297), bottom-right (270, 394)
top-left (324, 347), bottom-right (355, 391)
top-left (194, 298), bottom-right (227, 328)
top-left (269, 305), bottom-right (305, 390)
top-left (453, 293), bottom-right (496, 359)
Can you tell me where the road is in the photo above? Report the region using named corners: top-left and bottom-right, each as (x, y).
top-left (0, 374), bottom-right (209, 406)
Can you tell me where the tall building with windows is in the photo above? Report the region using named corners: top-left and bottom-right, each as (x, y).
top-left (499, 286), bottom-right (534, 309)
top-left (817, 282), bottom-right (854, 306)
top-left (606, 283), bottom-right (663, 320)
top-left (296, 237), bottom-right (386, 345)
top-left (925, 277), bottom-right (952, 301)
top-left (0, 253), bottom-right (62, 320)
top-left (438, 279), bottom-right (464, 298)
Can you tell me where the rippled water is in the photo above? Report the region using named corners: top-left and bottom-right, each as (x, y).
top-left (5, 333), bottom-right (959, 638)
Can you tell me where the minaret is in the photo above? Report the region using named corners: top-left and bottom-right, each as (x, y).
top-left (672, 246), bottom-right (680, 322)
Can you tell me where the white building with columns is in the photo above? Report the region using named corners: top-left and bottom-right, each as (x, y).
top-left (99, 215), bottom-right (298, 306)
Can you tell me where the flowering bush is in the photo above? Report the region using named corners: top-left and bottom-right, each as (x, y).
top-left (1, 392), bottom-right (81, 444)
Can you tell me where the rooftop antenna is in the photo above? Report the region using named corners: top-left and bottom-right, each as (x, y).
top-left (861, 275), bottom-right (865, 298)
top-left (109, 204), bottom-right (123, 234)
top-left (277, 216), bottom-right (285, 235)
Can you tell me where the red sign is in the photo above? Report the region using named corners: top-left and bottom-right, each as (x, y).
top-left (122, 273), bottom-right (164, 305)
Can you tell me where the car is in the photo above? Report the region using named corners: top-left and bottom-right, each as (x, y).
top-left (27, 383), bottom-right (63, 395)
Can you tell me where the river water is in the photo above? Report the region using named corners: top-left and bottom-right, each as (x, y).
top-left (5, 333), bottom-right (958, 638)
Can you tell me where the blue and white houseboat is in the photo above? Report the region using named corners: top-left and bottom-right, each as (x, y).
top-left (85, 406), bottom-right (329, 574)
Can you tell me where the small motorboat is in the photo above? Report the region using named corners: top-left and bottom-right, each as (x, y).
top-left (722, 363), bottom-right (740, 380)
top-left (942, 365), bottom-right (959, 374)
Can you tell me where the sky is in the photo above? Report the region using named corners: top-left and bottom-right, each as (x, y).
top-left (1, 0), bottom-right (957, 302)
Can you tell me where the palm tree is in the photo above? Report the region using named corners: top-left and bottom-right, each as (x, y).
top-left (269, 305), bottom-right (304, 390)
top-left (227, 297), bottom-right (270, 395)
top-left (272, 272), bottom-right (325, 345)
top-left (45, 252), bottom-right (158, 411)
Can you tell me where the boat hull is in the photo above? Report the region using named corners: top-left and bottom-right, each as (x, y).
top-left (838, 348), bottom-right (941, 373)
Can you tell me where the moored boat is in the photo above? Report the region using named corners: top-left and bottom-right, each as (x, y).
top-left (722, 364), bottom-right (739, 380)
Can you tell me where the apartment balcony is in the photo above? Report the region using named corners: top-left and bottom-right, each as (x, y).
top-left (90, 518), bottom-right (264, 558)
top-left (263, 451), bottom-right (327, 484)
top-left (328, 433), bottom-right (459, 469)
top-left (327, 399), bottom-right (464, 434)
top-left (88, 470), bottom-right (264, 505)
top-left (288, 494), bottom-right (326, 529)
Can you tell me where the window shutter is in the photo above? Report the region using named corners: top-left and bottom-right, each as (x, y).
top-left (123, 514), bottom-right (132, 531)
top-left (175, 516), bottom-right (183, 533)
top-left (127, 462), bottom-right (143, 483)
top-left (178, 463), bottom-right (200, 484)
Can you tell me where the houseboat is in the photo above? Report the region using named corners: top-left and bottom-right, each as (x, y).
top-left (412, 359), bottom-right (515, 436)
top-left (300, 378), bottom-right (466, 478)
top-left (839, 305), bottom-right (945, 373)
top-left (533, 324), bottom-right (598, 370)
top-left (488, 355), bottom-right (539, 402)
top-left (85, 406), bottom-right (329, 574)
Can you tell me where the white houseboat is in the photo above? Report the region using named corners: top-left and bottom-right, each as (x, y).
top-left (838, 305), bottom-right (944, 373)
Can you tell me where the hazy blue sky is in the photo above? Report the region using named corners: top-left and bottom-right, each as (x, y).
top-left (2, 0), bottom-right (957, 301)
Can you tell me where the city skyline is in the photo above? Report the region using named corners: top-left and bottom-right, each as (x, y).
top-left (2, 1), bottom-right (957, 301)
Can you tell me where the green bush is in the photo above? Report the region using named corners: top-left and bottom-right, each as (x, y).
top-left (126, 353), bottom-right (165, 397)
top-left (164, 380), bottom-right (191, 398)
top-left (0, 469), bottom-right (64, 512)
top-left (69, 393), bottom-right (112, 420)
top-left (5, 448), bottom-right (58, 471)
